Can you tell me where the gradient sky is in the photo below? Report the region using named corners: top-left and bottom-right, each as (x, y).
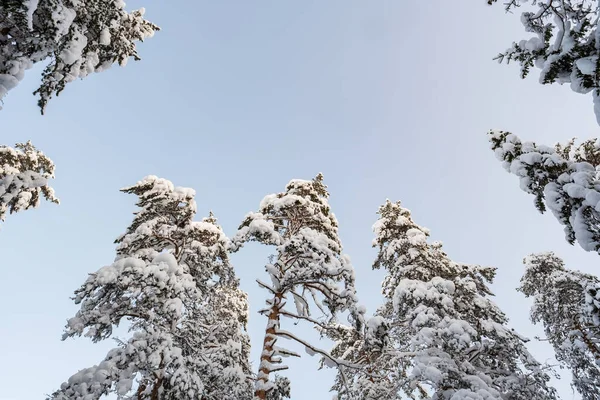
top-left (2, 2), bottom-right (599, 399)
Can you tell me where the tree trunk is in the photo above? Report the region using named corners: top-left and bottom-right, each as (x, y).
top-left (255, 291), bottom-right (284, 400)
top-left (151, 377), bottom-right (162, 400)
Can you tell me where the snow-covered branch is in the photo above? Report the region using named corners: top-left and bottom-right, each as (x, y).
top-left (489, 130), bottom-right (600, 255)
top-left (0, 0), bottom-right (159, 113)
top-left (0, 141), bottom-right (58, 223)
top-left (275, 329), bottom-right (362, 370)
top-left (488, 0), bottom-right (600, 124)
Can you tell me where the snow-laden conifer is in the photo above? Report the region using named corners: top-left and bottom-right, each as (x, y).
top-left (521, 252), bottom-right (600, 400)
top-left (0, 141), bottom-right (58, 223)
top-left (489, 130), bottom-right (600, 255)
top-left (49, 176), bottom-right (253, 400)
top-left (364, 199), bottom-right (558, 400)
top-left (488, 0), bottom-right (600, 124)
top-left (231, 173), bottom-right (359, 400)
top-left (0, 0), bottom-right (158, 113)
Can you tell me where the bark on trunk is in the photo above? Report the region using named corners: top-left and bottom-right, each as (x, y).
top-left (255, 292), bottom-right (284, 400)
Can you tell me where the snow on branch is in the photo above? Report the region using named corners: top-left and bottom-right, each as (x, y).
top-left (488, 0), bottom-right (600, 124)
top-left (275, 329), bottom-right (362, 370)
top-left (490, 130), bottom-right (600, 254)
top-left (0, 141), bottom-right (58, 223)
top-left (0, 0), bottom-right (159, 113)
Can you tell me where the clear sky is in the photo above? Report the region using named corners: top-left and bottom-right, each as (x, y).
top-left (2, 2), bottom-right (599, 399)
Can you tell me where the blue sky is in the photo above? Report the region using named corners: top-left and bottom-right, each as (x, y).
top-left (2, 2), bottom-right (599, 399)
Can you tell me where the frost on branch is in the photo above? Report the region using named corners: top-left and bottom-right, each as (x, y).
top-left (49, 176), bottom-right (253, 400)
top-left (489, 130), bottom-right (600, 255)
top-left (232, 173), bottom-right (359, 400)
top-left (0, 0), bottom-right (158, 113)
top-left (488, 0), bottom-right (600, 124)
top-left (0, 141), bottom-right (58, 223)
top-left (520, 252), bottom-right (600, 400)
top-left (363, 199), bottom-right (558, 399)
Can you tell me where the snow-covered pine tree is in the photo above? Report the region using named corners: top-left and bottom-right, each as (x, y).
top-left (49, 176), bottom-right (253, 400)
top-left (368, 199), bottom-right (558, 400)
top-left (520, 252), bottom-right (600, 400)
top-left (487, 0), bottom-right (600, 124)
top-left (0, 141), bottom-right (58, 223)
top-left (489, 130), bottom-right (600, 255)
top-left (231, 173), bottom-right (359, 400)
top-left (0, 0), bottom-right (158, 113)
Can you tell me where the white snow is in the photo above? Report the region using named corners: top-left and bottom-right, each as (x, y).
top-left (99, 27), bottom-right (111, 45)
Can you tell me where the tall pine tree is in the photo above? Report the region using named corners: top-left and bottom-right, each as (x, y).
top-left (367, 199), bottom-right (558, 400)
top-left (520, 252), bottom-right (600, 400)
top-left (49, 176), bottom-right (253, 400)
top-left (231, 173), bottom-right (359, 400)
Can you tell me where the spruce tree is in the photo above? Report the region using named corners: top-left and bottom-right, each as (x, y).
top-left (0, 0), bottom-right (158, 113)
top-left (49, 176), bottom-right (253, 400)
top-left (520, 252), bottom-right (600, 400)
top-left (0, 141), bottom-right (58, 223)
top-left (231, 173), bottom-right (359, 400)
top-left (365, 199), bottom-right (558, 400)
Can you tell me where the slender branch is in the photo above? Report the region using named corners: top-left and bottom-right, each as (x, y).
top-left (256, 279), bottom-right (277, 294)
top-left (275, 329), bottom-right (362, 370)
top-left (279, 309), bottom-right (330, 330)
